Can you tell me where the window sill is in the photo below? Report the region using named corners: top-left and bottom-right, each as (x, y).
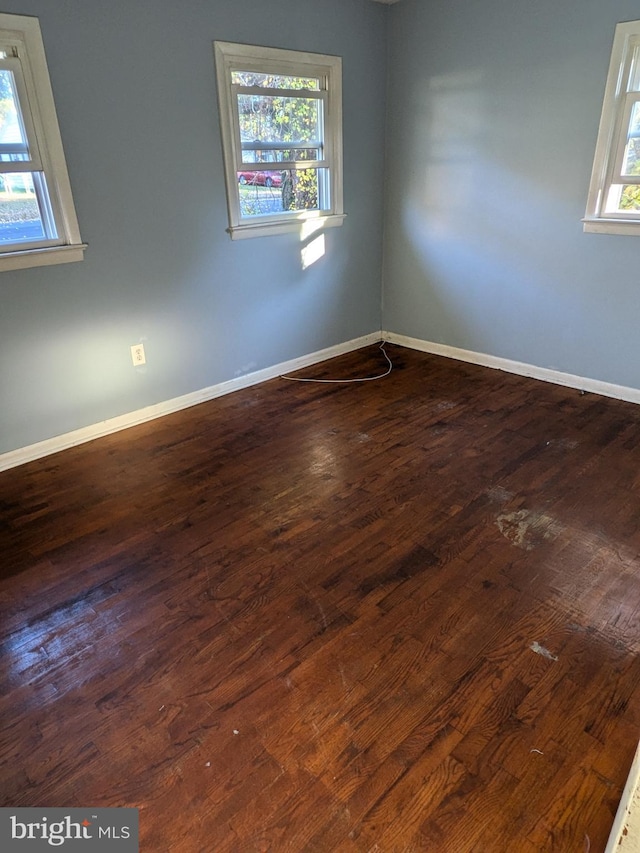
top-left (582, 217), bottom-right (640, 236)
top-left (227, 212), bottom-right (346, 241)
top-left (0, 242), bottom-right (87, 271)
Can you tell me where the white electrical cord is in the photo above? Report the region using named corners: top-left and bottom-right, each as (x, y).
top-left (280, 341), bottom-right (392, 384)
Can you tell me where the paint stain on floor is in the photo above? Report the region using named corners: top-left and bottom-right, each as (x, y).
top-left (529, 641), bottom-right (559, 661)
top-left (495, 509), bottom-right (563, 551)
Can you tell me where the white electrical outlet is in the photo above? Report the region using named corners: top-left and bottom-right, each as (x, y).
top-left (131, 343), bottom-right (146, 366)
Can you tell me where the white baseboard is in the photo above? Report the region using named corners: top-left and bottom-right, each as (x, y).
top-left (5, 330), bottom-right (640, 473)
top-left (383, 331), bottom-right (640, 406)
top-left (0, 332), bottom-right (381, 472)
top-left (605, 740), bottom-right (640, 852)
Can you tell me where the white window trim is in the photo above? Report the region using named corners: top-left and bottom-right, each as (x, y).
top-left (214, 41), bottom-right (345, 240)
top-left (584, 20), bottom-right (640, 236)
top-left (0, 13), bottom-right (85, 270)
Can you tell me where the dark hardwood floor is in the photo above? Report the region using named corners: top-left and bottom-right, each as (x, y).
top-left (2, 343), bottom-right (640, 851)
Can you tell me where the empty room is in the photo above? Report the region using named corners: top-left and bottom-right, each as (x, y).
top-left (3, 0), bottom-right (640, 850)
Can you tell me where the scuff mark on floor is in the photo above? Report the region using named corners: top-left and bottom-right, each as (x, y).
top-left (547, 438), bottom-right (579, 452)
top-left (529, 641), bottom-right (559, 661)
top-left (435, 400), bottom-right (457, 412)
top-left (486, 485), bottom-right (513, 504)
top-left (496, 509), bottom-right (563, 551)
top-left (300, 580), bottom-right (329, 629)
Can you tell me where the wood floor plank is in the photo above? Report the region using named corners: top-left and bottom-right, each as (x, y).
top-left (2, 343), bottom-right (640, 850)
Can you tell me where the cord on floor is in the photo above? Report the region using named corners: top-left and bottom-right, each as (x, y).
top-left (280, 341), bottom-right (392, 384)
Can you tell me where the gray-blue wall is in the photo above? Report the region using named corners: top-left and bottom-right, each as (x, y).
top-left (6, 0), bottom-right (640, 460)
top-left (0, 0), bottom-right (387, 455)
top-left (383, 0), bottom-right (640, 388)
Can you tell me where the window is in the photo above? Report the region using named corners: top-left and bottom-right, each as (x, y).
top-left (214, 41), bottom-right (344, 240)
top-left (0, 13), bottom-right (84, 270)
top-left (585, 20), bottom-right (640, 235)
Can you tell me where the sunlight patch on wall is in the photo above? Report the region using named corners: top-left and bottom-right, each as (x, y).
top-left (301, 233), bottom-right (325, 270)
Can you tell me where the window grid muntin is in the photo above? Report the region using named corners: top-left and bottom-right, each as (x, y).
top-left (230, 75), bottom-right (330, 217)
top-left (215, 41), bottom-right (343, 238)
top-left (0, 56), bottom-right (42, 172)
top-left (232, 87), bottom-right (327, 166)
top-left (0, 50), bottom-right (59, 247)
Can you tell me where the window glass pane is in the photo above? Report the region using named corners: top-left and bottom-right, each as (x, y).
top-left (241, 147), bottom-right (321, 165)
top-left (629, 44), bottom-right (640, 92)
top-left (0, 171), bottom-right (48, 242)
top-left (619, 185), bottom-right (640, 210)
top-left (623, 102), bottom-right (640, 175)
top-left (605, 183), bottom-right (640, 213)
top-left (238, 168), bottom-right (326, 218)
top-left (237, 94), bottom-right (321, 149)
top-left (0, 69), bottom-right (30, 161)
top-left (231, 71), bottom-right (319, 90)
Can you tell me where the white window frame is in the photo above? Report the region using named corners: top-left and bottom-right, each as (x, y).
top-left (0, 13), bottom-right (85, 271)
top-left (584, 20), bottom-right (640, 236)
top-left (214, 41), bottom-right (345, 240)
